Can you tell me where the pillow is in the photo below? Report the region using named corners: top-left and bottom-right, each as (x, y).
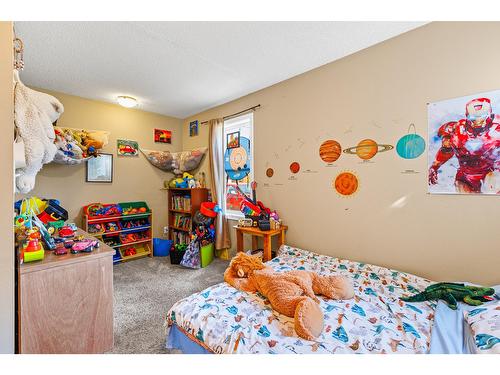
top-left (464, 301), bottom-right (500, 354)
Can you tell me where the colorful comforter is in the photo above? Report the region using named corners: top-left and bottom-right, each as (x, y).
top-left (166, 245), bottom-right (437, 354)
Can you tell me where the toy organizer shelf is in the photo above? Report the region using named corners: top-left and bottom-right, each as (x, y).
top-left (167, 188), bottom-right (208, 246)
top-left (83, 201), bottom-right (153, 264)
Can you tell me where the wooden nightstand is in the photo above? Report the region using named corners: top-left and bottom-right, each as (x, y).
top-left (233, 225), bottom-right (288, 262)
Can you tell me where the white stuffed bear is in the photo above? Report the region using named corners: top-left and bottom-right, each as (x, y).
top-left (14, 70), bottom-right (64, 193)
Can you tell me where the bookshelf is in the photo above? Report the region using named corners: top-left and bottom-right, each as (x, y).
top-left (167, 188), bottom-right (208, 246)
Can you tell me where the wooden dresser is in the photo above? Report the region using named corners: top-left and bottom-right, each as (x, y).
top-left (17, 229), bottom-right (114, 353)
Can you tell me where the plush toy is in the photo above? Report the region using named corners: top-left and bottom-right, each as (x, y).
top-left (401, 282), bottom-right (495, 310)
top-left (14, 71), bottom-right (64, 193)
top-left (173, 172), bottom-right (196, 188)
top-left (224, 253), bottom-right (354, 340)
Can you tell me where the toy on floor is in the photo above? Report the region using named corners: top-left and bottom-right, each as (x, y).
top-left (401, 282), bottom-right (495, 310)
top-left (224, 253), bottom-right (354, 340)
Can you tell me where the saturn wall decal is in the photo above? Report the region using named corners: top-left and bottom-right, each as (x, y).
top-left (343, 139), bottom-right (394, 160)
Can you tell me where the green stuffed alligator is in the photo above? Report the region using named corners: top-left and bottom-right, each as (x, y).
top-left (401, 282), bottom-right (495, 310)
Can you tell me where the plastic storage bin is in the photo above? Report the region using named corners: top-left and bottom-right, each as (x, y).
top-left (153, 238), bottom-right (172, 257)
top-left (170, 249), bottom-right (185, 265)
top-left (118, 201), bottom-right (151, 217)
top-left (200, 243), bottom-right (214, 268)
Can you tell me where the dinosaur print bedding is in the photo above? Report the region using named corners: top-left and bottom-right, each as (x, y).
top-left (165, 245), bottom-right (437, 354)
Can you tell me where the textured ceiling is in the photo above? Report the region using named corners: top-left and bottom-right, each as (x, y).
top-left (15, 22), bottom-right (426, 118)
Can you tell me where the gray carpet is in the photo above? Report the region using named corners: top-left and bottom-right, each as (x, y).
top-left (109, 256), bottom-right (228, 354)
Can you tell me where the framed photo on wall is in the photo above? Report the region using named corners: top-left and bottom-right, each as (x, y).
top-left (227, 130), bottom-right (240, 149)
top-left (117, 139), bottom-right (139, 156)
top-left (86, 153), bottom-right (113, 183)
top-left (189, 120), bottom-right (199, 137)
top-left (154, 128), bottom-right (172, 143)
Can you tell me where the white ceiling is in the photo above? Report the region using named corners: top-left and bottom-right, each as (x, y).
top-left (15, 22), bottom-right (426, 119)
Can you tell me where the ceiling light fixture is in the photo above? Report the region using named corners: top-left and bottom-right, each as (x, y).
top-left (117, 95), bottom-right (138, 108)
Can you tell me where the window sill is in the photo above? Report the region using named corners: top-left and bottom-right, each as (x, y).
top-left (225, 213), bottom-right (244, 221)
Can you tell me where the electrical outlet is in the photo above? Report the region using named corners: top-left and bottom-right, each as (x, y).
top-left (163, 226), bottom-right (169, 235)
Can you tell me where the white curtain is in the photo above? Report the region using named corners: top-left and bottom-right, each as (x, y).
top-left (208, 118), bottom-right (231, 251)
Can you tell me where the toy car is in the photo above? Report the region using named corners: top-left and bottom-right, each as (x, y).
top-left (64, 239), bottom-right (75, 249)
top-left (58, 225), bottom-right (75, 238)
top-left (53, 242), bottom-right (68, 256)
top-left (71, 239), bottom-right (100, 254)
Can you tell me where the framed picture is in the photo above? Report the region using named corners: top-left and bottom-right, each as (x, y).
top-left (227, 131), bottom-right (240, 149)
top-left (154, 128), bottom-right (172, 143)
top-left (189, 120), bottom-right (199, 137)
top-left (86, 153), bottom-right (113, 183)
top-left (117, 139), bottom-right (139, 156)
top-left (428, 89), bottom-right (500, 195)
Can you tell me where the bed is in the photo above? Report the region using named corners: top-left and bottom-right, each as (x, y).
top-left (164, 245), bottom-right (497, 354)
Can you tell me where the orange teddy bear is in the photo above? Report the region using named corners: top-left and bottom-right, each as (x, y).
top-left (224, 252), bottom-right (354, 340)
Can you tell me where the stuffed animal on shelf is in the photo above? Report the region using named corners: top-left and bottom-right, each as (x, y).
top-left (224, 253), bottom-right (354, 340)
top-left (14, 70), bottom-right (64, 193)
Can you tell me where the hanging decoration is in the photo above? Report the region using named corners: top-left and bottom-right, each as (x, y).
top-left (224, 137), bottom-right (251, 181)
top-left (141, 147), bottom-right (208, 175)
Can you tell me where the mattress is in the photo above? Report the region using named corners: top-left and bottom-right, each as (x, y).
top-left (165, 245), bottom-right (437, 354)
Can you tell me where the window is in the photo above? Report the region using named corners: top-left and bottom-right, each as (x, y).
top-left (223, 112), bottom-right (254, 219)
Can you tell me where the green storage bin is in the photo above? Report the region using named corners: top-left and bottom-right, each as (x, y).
top-left (200, 243), bottom-right (214, 268)
top-left (118, 201), bottom-right (151, 218)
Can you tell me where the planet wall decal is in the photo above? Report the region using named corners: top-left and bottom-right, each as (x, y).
top-left (334, 171), bottom-right (359, 196)
top-left (266, 168), bottom-right (274, 177)
top-left (319, 139), bottom-right (342, 163)
top-left (396, 125), bottom-right (426, 159)
top-left (290, 162), bottom-right (301, 174)
top-left (343, 139), bottom-right (393, 160)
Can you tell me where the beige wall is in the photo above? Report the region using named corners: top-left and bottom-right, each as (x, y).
top-left (0, 21), bottom-right (15, 353)
top-left (183, 22), bottom-right (500, 285)
top-left (18, 91), bottom-right (183, 238)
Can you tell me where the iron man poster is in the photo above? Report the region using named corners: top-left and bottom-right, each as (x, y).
top-left (428, 90), bottom-right (500, 194)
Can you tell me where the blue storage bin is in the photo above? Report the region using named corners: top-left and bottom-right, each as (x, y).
top-left (153, 238), bottom-right (172, 257)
